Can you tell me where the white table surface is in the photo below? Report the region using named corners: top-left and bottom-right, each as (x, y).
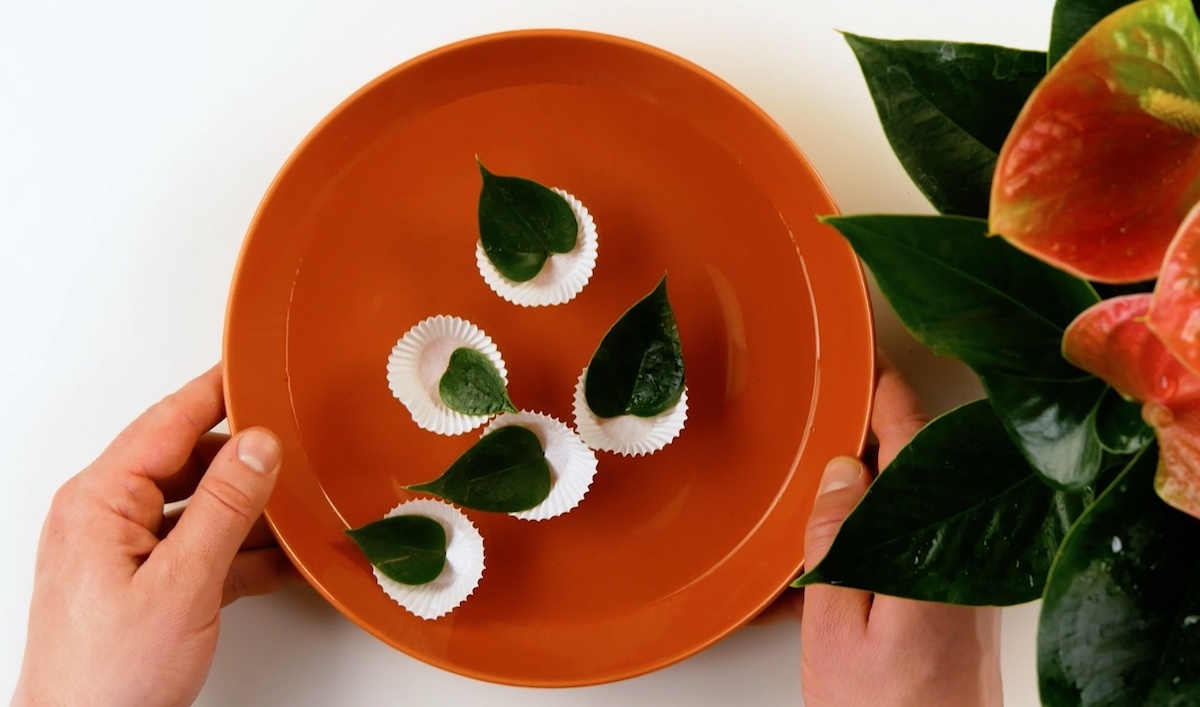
top-left (1, 1), bottom-right (1053, 704)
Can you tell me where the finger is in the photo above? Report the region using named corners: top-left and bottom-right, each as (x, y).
top-left (222, 547), bottom-right (301, 606)
top-left (800, 456), bottom-right (872, 637)
top-left (872, 351), bottom-right (929, 471)
top-left (158, 507), bottom-right (276, 551)
top-left (93, 364), bottom-right (226, 483)
top-left (148, 428), bottom-right (282, 597)
top-left (157, 432), bottom-right (230, 503)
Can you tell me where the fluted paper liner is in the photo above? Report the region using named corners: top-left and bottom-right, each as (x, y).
top-left (369, 498), bottom-right (485, 621)
top-left (387, 315), bottom-right (509, 435)
top-left (572, 368), bottom-right (688, 456)
top-left (475, 188), bottom-right (599, 307)
top-left (482, 410), bottom-right (599, 520)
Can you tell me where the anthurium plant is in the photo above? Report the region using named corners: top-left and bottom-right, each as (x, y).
top-left (796, 0), bottom-right (1200, 703)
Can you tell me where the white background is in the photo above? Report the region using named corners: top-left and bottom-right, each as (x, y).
top-left (0, 0), bottom-right (1053, 704)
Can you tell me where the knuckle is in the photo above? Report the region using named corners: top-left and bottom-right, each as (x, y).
top-left (195, 476), bottom-right (259, 526)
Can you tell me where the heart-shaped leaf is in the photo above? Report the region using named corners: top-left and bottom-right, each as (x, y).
top-left (991, 0), bottom-right (1200, 283)
top-left (477, 160), bottom-right (577, 283)
top-left (843, 34), bottom-right (1045, 217)
top-left (1063, 294), bottom-right (1200, 518)
top-left (795, 400), bottom-right (1091, 605)
top-left (408, 425), bottom-right (551, 513)
top-left (1150, 199), bottom-right (1200, 377)
top-left (1048, 0), bottom-right (1138, 66)
top-left (346, 514), bottom-right (447, 585)
top-left (824, 214), bottom-right (1104, 488)
top-left (438, 347), bottom-right (516, 416)
top-left (1039, 445), bottom-right (1200, 706)
top-left (1093, 386), bottom-right (1155, 454)
top-left (584, 276), bottom-right (684, 418)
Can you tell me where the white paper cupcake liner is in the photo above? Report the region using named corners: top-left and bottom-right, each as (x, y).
top-left (571, 368), bottom-right (688, 456)
top-left (368, 498), bottom-right (485, 621)
top-left (387, 315), bottom-right (509, 435)
top-left (475, 188), bottom-right (599, 307)
top-left (482, 410), bottom-right (599, 521)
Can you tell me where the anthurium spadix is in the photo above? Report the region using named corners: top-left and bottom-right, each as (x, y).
top-left (1064, 294), bottom-right (1200, 518)
top-left (990, 0), bottom-right (1200, 283)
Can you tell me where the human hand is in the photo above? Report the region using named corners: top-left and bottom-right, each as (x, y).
top-left (13, 365), bottom-right (297, 707)
top-left (799, 354), bottom-right (1003, 707)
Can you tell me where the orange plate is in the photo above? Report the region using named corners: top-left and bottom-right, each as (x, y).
top-left (224, 29), bottom-right (874, 687)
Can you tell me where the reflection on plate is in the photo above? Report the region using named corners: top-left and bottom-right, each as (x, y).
top-left (224, 29), bottom-right (873, 687)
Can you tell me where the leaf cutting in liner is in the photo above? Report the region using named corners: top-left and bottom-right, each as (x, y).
top-left (408, 425), bottom-right (551, 513)
top-left (346, 514), bottom-right (447, 585)
top-left (477, 159), bottom-right (578, 283)
top-left (794, 400), bottom-right (1091, 606)
top-left (823, 214), bottom-right (1104, 489)
top-left (584, 275), bottom-right (684, 419)
top-left (1063, 293), bottom-right (1200, 519)
top-left (1149, 199), bottom-right (1200, 377)
top-left (843, 33), bottom-right (1045, 218)
top-left (990, 0), bottom-right (1200, 283)
top-left (438, 347), bottom-right (517, 416)
top-left (1039, 445), bottom-right (1200, 706)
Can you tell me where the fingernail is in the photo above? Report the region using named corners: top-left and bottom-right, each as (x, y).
top-left (237, 430), bottom-right (281, 474)
top-left (820, 456), bottom-right (863, 495)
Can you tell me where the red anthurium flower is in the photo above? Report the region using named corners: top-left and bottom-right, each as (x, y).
top-left (1149, 199), bottom-right (1200, 376)
top-left (1064, 294), bottom-right (1200, 518)
top-left (990, 0), bottom-right (1200, 283)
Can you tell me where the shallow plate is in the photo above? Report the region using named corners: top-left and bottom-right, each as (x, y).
top-left (224, 29), bottom-right (874, 687)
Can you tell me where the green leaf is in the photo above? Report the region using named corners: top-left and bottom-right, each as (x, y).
top-left (1048, 0), bottom-right (1137, 66)
top-left (584, 276), bottom-right (685, 418)
top-left (843, 34), bottom-right (1045, 217)
top-left (1039, 445), bottom-right (1200, 706)
top-left (795, 400), bottom-right (1091, 605)
top-left (438, 347), bottom-right (516, 416)
top-left (477, 160), bottom-right (577, 282)
top-left (824, 214), bottom-right (1105, 488)
top-left (1093, 386), bottom-right (1155, 454)
top-left (346, 514), bottom-right (447, 585)
top-left (408, 425), bottom-right (551, 512)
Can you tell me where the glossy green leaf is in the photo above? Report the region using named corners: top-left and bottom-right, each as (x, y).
top-left (438, 347), bottom-right (516, 416)
top-left (843, 34), bottom-right (1044, 217)
top-left (408, 426), bottom-right (551, 513)
top-left (1048, 0), bottom-right (1137, 66)
top-left (477, 160), bottom-right (577, 282)
top-left (1039, 445), bottom-right (1200, 706)
top-left (1093, 386), bottom-right (1155, 454)
top-left (824, 214), bottom-right (1104, 488)
top-left (991, 0), bottom-right (1200, 283)
top-left (346, 514), bottom-right (446, 585)
top-left (795, 400), bottom-right (1091, 605)
top-left (585, 276), bottom-right (685, 418)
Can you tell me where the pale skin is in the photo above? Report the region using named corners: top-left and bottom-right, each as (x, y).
top-left (13, 358), bottom-right (1001, 706)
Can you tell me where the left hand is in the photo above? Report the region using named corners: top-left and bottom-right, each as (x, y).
top-left (13, 365), bottom-right (298, 707)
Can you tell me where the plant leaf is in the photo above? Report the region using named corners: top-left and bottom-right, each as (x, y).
top-left (408, 425), bottom-right (551, 513)
top-left (477, 160), bottom-right (578, 282)
top-left (1093, 385), bottom-right (1155, 454)
top-left (1048, 0), bottom-right (1137, 66)
top-left (991, 0), bottom-right (1200, 283)
top-left (346, 514), bottom-right (447, 585)
top-left (1150, 199), bottom-right (1200, 377)
top-left (438, 347), bottom-right (516, 416)
top-left (795, 400), bottom-right (1092, 605)
top-left (824, 214), bottom-right (1104, 488)
top-left (1039, 445), bottom-right (1200, 706)
top-left (584, 276), bottom-right (685, 418)
top-left (1063, 294), bottom-right (1200, 519)
top-left (843, 34), bottom-right (1045, 217)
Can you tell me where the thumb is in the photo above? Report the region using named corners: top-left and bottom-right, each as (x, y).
top-left (154, 428), bottom-right (282, 593)
top-left (804, 456), bottom-right (869, 567)
top-left (800, 456), bottom-right (872, 632)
